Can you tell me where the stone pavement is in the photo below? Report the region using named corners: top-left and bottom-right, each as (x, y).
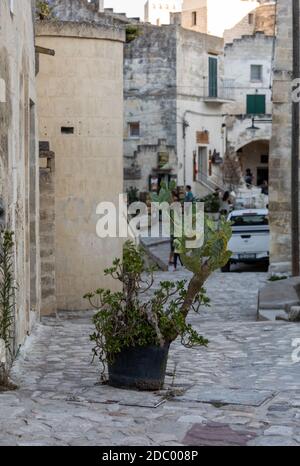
top-left (0, 268), bottom-right (299, 446)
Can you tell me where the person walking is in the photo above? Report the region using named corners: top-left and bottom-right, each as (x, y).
top-left (184, 185), bottom-right (194, 203)
top-left (245, 169), bottom-right (253, 186)
top-left (173, 237), bottom-right (183, 271)
top-left (169, 191), bottom-right (180, 265)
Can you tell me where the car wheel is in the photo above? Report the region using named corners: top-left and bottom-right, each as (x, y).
top-left (221, 261), bottom-right (231, 273)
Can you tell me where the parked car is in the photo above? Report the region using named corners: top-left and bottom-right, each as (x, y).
top-left (221, 209), bottom-right (270, 272)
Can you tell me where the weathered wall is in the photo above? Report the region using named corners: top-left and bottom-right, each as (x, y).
top-left (182, 0), bottom-right (260, 37)
top-left (269, 0), bottom-right (293, 272)
top-left (124, 24), bottom-right (226, 194)
top-left (39, 147), bottom-right (56, 316)
top-left (0, 0), bottom-right (40, 349)
top-left (144, 0), bottom-right (182, 25)
top-left (223, 33), bottom-right (273, 185)
top-left (124, 25), bottom-right (178, 192)
top-left (176, 28), bottom-right (226, 192)
top-left (36, 20), bottom-right (125, 311)
top-left (224, 2), bottom-right (276, 44)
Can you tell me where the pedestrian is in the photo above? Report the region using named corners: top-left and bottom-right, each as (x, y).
top-left (261, 180), bottom-right (269, 195)
top-left (173, 237), bottom-right (183, 272)
top-left (169, 191), bottom-right (180, 265)
top-left (184, 185), bottom-right (194, 203)
top-left (245, 168), bottom-right (253, 186)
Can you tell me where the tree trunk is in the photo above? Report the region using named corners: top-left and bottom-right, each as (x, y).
top-left (168, 267), bottom-right (210, 343)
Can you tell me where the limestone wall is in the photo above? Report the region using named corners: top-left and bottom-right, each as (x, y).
top-left (124, 25), bottom-right (178, 192)
top-left (181, 0), bottom-right (260, 37)
top-left (36, 20), bottom-right (125, 311)
top-left (224, 2), bottom-right (276, 44)
top-left (269, 0), bottom-right (293, 272)
top-left (0, 0), bottom-right (41, 349)
top-left (39, 146), bottom-right (56, 316)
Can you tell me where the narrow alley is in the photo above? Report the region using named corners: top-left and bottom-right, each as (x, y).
top-left (1, 264), bottom-right (299, 446)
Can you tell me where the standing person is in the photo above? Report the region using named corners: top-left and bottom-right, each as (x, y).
top-left (261, 180), bottom-right (269, 195)
top-left (169, 191), bottom-right (180, 266)
top-left (173, 237), bottom-right (183, 272)
top-left (184, 185), bottom-right (194, 203)
top-left (245, 169), bottom-right (253, 186)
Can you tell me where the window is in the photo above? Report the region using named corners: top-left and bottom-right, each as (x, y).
top-left (197, 146), bottom-right (208, 181)
top-left (261, 154), bottom-right (269, 164)
top-left (248, 13), bottom-right (254, 25)
top-left (208, 56), bottom-right (218, 98)
top-left (128, 122), bottom-right (140, 138)
top-left (246, 94), bottom-right (266, 115)
top-left (192, 11), bottom-right (197, 26)
top-left (231, 213), bottom-right (268, 227)
top-left (251, 64), bottom-right (263, 82)
top-left (61, 126), bottom-right (74, 134)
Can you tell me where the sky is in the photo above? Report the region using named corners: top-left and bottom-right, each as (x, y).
top-left (104, 0), bottom-right (145, 19)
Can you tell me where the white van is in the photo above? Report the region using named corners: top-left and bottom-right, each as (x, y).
top-left (222, 209), bottom-right (269, 272)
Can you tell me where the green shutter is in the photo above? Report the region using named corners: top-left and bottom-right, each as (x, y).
top-left (209, 57), bottom-right (218, 97)
top-left (247, 95), bottom-right (266, 114)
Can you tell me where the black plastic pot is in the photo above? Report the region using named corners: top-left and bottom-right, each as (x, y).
top-left (108, 344), bottom-right (170, 391)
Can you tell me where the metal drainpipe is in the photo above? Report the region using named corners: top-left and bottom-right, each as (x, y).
top-left (292, 0), bottom-right (300, 276)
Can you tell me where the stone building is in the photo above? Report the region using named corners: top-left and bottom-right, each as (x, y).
top-left (144, 1), bottom-right (182, 26)
top-left (223, 32), bottom-right (274, 186)
top-left (124, 24), bottom-right (228, 197)
top-left (181, 0), bottom-right (261, 38)
top-left (224, 1), bottom-right (276, 44)
top-left (0, 0), bottom-right (41, 350)
top-left (268, 0), bottom-right (293, 273)
top-left (36, 0), bottom-right (125, 312)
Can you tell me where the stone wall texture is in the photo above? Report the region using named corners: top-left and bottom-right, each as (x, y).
top-left (269, 0), bottom-right (293, 272)
top-left (39, 150), bottom-right (56, 316)
top-left (0, 0), bottom-right (41, 350)
top-left (36, 19), bottom-right (125, 311)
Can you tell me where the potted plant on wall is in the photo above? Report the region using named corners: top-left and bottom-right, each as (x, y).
top-left (85, 186), bottom-right (232, 391)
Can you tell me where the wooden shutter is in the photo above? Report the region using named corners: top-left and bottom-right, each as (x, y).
top-left (247, 95), bottom-right (266, 114)
top-left (209, 57), bottom-right (218, 97)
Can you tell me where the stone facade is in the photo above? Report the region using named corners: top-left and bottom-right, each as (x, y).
top-left (223, 32), bottom-right (274, 186)
top-left (269, 0), bottom-right (293, 272)
top-left (124, 24), bottom-right (226, 196)
top-left (144, 0), bottom-right (182, 26)
top-left (0, 0), bottom-right (41, 349)
top-left (36, 4), bottom-right (125, 311)
top-left (224, 2), bottom-right (276, 44)
top-left (181, 0), bottom-right (261, 38)
top-left (39, 143), bottom-right (56, 316)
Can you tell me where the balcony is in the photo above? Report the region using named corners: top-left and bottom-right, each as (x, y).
top-left (202, 79), bottom-right (235, 104)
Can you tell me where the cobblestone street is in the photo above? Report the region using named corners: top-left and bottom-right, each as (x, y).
top-left (0, 267), bottom-right (299, 446)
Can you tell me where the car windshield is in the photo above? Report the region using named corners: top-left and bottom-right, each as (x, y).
top-left (231, 214), bottom-right (269, 227)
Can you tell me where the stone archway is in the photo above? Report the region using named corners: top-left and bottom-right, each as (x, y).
top-left (237, 139), bottom-right (270, 187)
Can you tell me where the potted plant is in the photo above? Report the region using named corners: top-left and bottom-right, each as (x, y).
top-left (85, 187), bottom-right (232, 391)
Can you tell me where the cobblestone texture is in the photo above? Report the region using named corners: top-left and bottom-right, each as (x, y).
top-left (0, 265), bottom-right (299, 446)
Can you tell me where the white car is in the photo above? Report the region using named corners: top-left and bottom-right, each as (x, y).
top-left (222, 209), bottom-right (270, 272)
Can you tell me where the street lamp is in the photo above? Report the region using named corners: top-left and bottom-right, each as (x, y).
top-left (246, 117), bottom-right (272, 132)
